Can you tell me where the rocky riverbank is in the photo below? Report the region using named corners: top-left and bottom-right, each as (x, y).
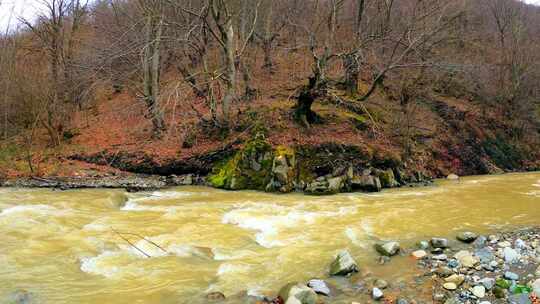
top-left (2, 133), bottom-right (435, 195)
top-left (215, 227), bottom-right (540, 304)
top-left (0, 174), bottom-right (200, 192)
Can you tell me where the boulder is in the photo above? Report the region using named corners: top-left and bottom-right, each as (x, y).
top-left (376, 169), bottom-right (400, 188)
top-left (350, 174), bottom-right (382, 192)
top-left (278, 283), bottom-right (318, 304)
top-left (375, 242), bottom-right (400, 256)
top-left (329, 250), bottom-right (359, 276)
top-left (305, 176), bottom-right (346, 195)
top-left (266, 147), bottom-right (296, 193)
top-left (456, 232), bottom-right (478, 243)
top-left (447, 174), bottom-right (460, 180)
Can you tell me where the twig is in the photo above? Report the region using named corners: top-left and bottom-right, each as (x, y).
top-left (111, 227), bottom-right (151, 258)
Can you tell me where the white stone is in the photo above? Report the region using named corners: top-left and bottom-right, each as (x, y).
top-left (443, 282), bottom-right (457, 290)
top-left (472, 285), bottom-right (486, 298)
top-left (503, 247), bottom-right (520, 263)
top-left (412, 250), bottom-right (427, 259)
top-left (372, 287), bottom-right (384, 300)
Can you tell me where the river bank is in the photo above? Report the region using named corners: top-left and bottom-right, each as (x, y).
top-left (250, 227), bottom-right (540, 304)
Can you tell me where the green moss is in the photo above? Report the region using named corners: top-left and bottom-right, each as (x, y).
top-left (208, 133), bottom-right (273, 190)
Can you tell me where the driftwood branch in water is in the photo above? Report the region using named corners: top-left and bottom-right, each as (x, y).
top-left (111, 227), bottom-right (153, 258)
top-left (114, 231), bottom-right (169, 255)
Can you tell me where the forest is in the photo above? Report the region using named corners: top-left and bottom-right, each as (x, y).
top-left (0, 0), bottom-right (539, 183)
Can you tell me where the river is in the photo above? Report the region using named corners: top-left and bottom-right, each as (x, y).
top-left (0, 172), bottom-right (539, 303)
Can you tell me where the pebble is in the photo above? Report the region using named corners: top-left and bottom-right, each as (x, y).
top-left (445, 274), bottom-right (465, 286)
top-left (412, 250), bottom-right (427, 259)
top-left (532, 278), bottom-right (540, 296)
top-left (418, 241), bottom-right (430, 250)
top-left (479, 302), bottom-right (491, 304)
top-left (372, 287), bottom-right (384, 300)
top-left (508, 293), bottom-right (532, 304)
top-left (307, 279), bottom-right (330, 296)
top-left (374, 279), bottom-right (388, 289)
top-left (433, 254), bottom-right (448, 261)
top-left (504, 271), bottom-right (519, 281)
top-left (515, 239), bottom-right (527, 249)
top-left (473, 236), bottom-right (488, 248)
top-left (498, 241), bottom-right (512, 248)
top-left (443, 282), bottom-right (458, 290)
top-left (471, 285), bottom-right (486, 298)
top-left (448, 259), bottom-right (459, 268)
top-left (478, 277), bottom-right (495, 290)
top-left (454, 250), bottom-right (479, 268)
top-left (504, 247), bottom-right (520, 263)
top-left (437, 266), bottom-right (453, 277)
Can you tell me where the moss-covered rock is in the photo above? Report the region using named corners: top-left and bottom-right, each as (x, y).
top-left (266, 146), bottom-right (297, 193)
top-left (208, 133), bottom-right (273, 190)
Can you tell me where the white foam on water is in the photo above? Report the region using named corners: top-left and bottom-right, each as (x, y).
top-left (0, 204), bottom-right (59, 216)
top-left (222, 204), bottom-right (357, 248)
top-left (212, 248), bottom-right (255, 261)
top-left (80, 251), bottom-right (121, 278)
top-left (523, 190), bottom-right (540, 197)
top-left (216, 263), bottom-right (250, 276)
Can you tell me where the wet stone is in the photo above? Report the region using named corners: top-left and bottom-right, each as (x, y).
top-left (431, 238), bottom-right (450, 249)
top-left (457, 232), bottom-right (478, 243)
top-left (206, 292), bottom-right (226, 301)
top-left (307, 279), bottom-right (330, 296)
top-left (372, 287), bottom-right (384, 300)
top-left (504, 271), bottom-right (519, 281)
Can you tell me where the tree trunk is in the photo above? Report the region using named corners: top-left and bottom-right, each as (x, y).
top-left (143, 14), bottom-right (165, 138)
top-left (343, 52), bottom-right (360, 95)
top-left (221, 19), bottom-right (236, 126)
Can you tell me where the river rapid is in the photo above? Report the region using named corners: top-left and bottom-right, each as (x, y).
top-left (0, 172), bottom-right (539, 303)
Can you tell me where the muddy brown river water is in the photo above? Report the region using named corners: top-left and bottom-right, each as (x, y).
top-left (0, 172), bottom-right (539, 303)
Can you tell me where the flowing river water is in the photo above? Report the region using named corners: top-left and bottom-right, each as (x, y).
top-left (0, 172), bottom-right (539, 303)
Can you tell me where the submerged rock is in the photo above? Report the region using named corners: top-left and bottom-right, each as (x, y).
top-left (206, 292), bottom-right (226, 301)
top-left (375, 241), bottom-right (400, 256)
top-left (307, 279), bottom-right (330, 296)
top-left (329, 250), bottom-right (359, 276)
top-left (431, 238), bottom-right (449, 248)
top-left (278, 283), bottom-right (318, 304)
top-left (457, 232), bottom-right (478, 243)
